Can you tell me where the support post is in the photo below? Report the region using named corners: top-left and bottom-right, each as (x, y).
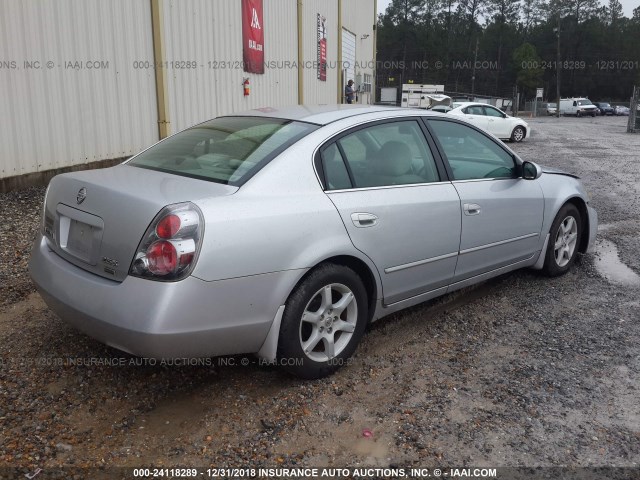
top-left (150, 0), bottom-right (170, 138)
top-left (297, 0), bottom-right (304, 104)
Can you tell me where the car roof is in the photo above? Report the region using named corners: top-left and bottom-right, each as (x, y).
top-left (223, 105), bottom-right (409, 125)
top-left (453, 102), bottom-right (500, 108)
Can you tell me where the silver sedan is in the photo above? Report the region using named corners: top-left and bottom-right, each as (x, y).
top-left (29, 105), bottom-right (597, 379)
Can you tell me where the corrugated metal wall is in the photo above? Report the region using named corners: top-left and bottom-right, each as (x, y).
top-left (0, 0), bottom-right (375, 181)
top-left (162, 0), bottom-right (300, 133)
top-left (301, 0), bottom-right (339, 105)
top-left (0, 0), bottom-right (158, 179)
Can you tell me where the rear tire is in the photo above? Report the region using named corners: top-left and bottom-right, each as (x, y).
top-left (543, 203), bottom-right (582, 277)
top-left (277, 264), bottom-right (368, 379)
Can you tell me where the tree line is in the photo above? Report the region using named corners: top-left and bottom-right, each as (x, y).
top-left (376, 0), bottom-right (640, 101)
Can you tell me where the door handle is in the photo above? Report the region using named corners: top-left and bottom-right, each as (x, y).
top-left (351, 212), bottom-right (378, 228)
top-left (463, 203), bottom-right (481, 216)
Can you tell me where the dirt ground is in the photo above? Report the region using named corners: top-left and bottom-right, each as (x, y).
top-left (0, 115), bottom-right (639, 479)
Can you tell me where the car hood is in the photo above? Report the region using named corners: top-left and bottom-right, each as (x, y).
top-left (541, 165), bottom-right (579, 179)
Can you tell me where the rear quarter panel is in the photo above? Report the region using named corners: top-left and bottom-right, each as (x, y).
top-left (190, 135), bottom-right (383, 300)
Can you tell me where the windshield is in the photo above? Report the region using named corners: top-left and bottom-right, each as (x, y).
top-left (577, 100), bottom-right (593, 106)
top-left (128, 117), bottom-right (318, 186)
top-left (548, 103), bottom-right (557, 107)
top-left (600, 103), bottom-right (611, 107)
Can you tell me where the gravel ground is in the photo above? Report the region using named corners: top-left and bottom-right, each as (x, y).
top-left (0, 187), bottom-right (44, 307)
top-left (0, 116), bottom-right (639, 479)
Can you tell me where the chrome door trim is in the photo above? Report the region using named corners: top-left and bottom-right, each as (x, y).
top-left (452, 177), bottom-right (516, 184)
top-left (326, 181), bottom-right (452, 194)
top-left (459, 232), bottom-right (539, 256)
top-left (385, 251), bottom-right (459, 274)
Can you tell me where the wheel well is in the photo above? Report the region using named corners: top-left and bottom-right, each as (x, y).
top-left (310, 256), bottom-right (379, 323)
top-left (512, 125), bottom-right (526, 139)
top-left (566, 197), bottom-right (590, 253)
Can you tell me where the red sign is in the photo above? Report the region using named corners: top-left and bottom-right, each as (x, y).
top-left (242, 0), bottom-right (264, 74)
top-left (317, 14), bottom-right (327, 81)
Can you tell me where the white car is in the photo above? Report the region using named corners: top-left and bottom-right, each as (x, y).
top-left (449, 102), bottom-right (529, 142)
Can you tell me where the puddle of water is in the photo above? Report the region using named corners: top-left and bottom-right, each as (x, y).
top-left (594, 239), bottom-right (640, 286)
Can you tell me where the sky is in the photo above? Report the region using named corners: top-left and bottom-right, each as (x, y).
top-left (376, 0), bottom-right (637, 18)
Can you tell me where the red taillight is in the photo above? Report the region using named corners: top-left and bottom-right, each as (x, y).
top-left (146, 240), bottom-right (178, 275)
top-left (130, 202), bottom-right (203, 281)
top-left (156, 214), bottom-right (181, 239)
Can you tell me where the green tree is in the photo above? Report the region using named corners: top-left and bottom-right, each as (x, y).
top-left (512, 42), bottom-right (544, 94)
top-left (379, 0), bottom-right (427, 82)
top-left (486, 0), bottom-right (521, 93)
top-left (607, 0), bottom-right (623, 24)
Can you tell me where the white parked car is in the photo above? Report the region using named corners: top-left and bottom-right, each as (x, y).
top-left (448, 102), bottom-right (530, 142)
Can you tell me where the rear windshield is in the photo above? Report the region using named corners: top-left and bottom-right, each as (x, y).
top-left (128, 117), bottom-right (318, 186)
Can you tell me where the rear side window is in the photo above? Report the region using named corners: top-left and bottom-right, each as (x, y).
top-left (484, 107), bottom-right (503, 118)
top-left (322, 120), bottom-right (440, 190)
top-left (465, 106), bottom-right (485, 115)
top-left (429, 120), bottom-right (516, 180)
top-left (321, 143), bottom-right (352, 190)
top-left (129, 117), bottom-right (317, 186)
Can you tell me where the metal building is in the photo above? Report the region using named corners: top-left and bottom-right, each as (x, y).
top-left (0, 0), bottom-right (377, 190)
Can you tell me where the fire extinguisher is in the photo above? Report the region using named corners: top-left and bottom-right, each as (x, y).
top-left (243, 78), bottom-right (250, 96)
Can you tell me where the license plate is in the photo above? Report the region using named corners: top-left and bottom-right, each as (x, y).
top-left (56, 204), bottom-right (104, 265)
top-left (67, 220), bottom-right (94, 259)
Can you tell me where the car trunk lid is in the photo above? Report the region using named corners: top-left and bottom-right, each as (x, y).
top-left (43, 164), bottom-right (237, 281)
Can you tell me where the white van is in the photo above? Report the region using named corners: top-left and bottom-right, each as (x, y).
top-left (559, 98), bottom-right (598, 117)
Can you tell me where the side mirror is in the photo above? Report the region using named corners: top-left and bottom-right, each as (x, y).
top-left (522, 161), bottom-right (542, 180)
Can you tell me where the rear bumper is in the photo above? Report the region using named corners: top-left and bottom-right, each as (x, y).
top-left (29, 234), bottom-right (305, 358)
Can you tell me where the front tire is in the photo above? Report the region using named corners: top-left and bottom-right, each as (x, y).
top-left (511, 126), bottom-right (526, 143)
top-left (277, 264), bottom-right (368, 379)
top-left (543, 203), bottom-right (582, 277)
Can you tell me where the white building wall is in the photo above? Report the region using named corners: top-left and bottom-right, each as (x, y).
top-left (162, 0), bottom-right (300, 133)
top-left (0, 0), bottom-right (158, 179)
top-left (301, 0), bottom-right (339, 105)
top-left (0, 0), bottom-right (375, 182)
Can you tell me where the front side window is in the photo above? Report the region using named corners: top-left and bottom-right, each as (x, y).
top-left (129, 117), bottom-right (317, 186)
top-left (323, 120), bottom-right (440, 189)
top-left (428, 120), bottom-right (516, 180)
